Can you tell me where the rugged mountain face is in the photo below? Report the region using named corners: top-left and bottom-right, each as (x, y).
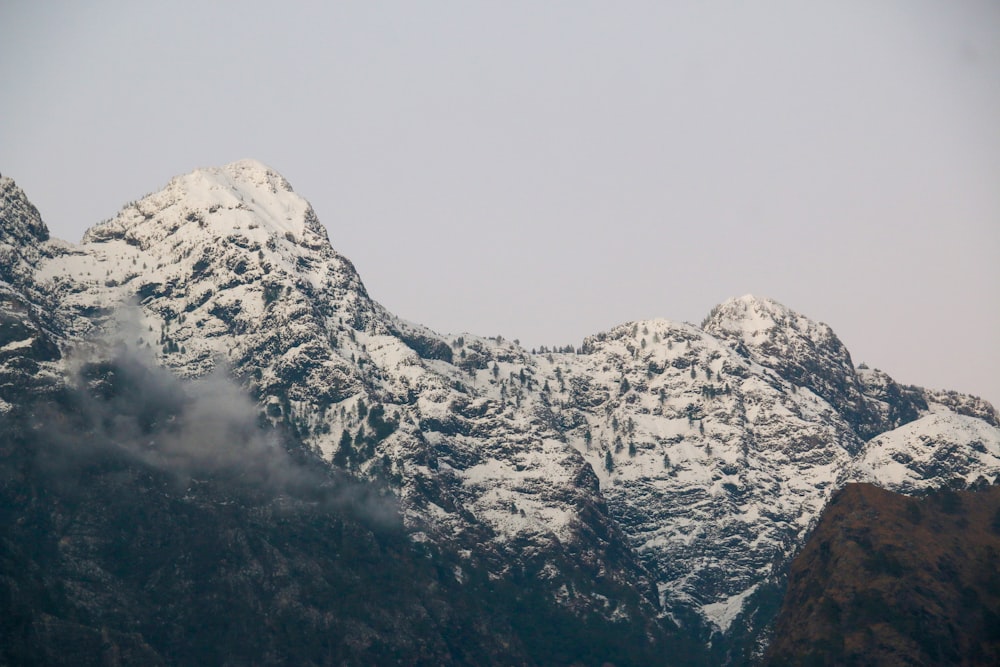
top-left (0, 176), bottom-right (64, 408)
top-left (39, 161), bottom-right (671, 633)
top-left (852, 411), bottom-right (1000, 493)
top-left (2, 350), bottom-right (693, 666)
top-left (2, 161), bottom-right (999, 664)
top-left (764, 483), bottom-right (1000, 666)
top-left (702, 296), bottom-right (881, 440)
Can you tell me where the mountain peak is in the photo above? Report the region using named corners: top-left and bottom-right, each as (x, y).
top-left (197, 159), bottom-right (296, 199)
top-left (702, 294), bottom-right (802, 334)
top-left (83, 160), bottom-right (328, 249)
top-left (702, 294), bottom-right (839, 352)
top-left (704, 294), bottom-right (884, 438)
top-left (220, 157), bottom-right (285, 178)
top-left (1, 175), bottom-right (49, 246)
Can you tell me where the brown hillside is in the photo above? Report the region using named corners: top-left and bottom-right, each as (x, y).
top-left (764, 482), bottom-right (1000, 666)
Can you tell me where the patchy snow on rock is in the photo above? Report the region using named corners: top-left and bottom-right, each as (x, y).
top-left (8, 160), bottom-right (1000, 647)
top-left (702, 584), bottom-right (760, 633)
top-left (853, 411), bottom-right (1000, 492)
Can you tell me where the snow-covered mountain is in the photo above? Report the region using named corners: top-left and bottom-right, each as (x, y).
top-left (3, 160), bottom-right (998, 663)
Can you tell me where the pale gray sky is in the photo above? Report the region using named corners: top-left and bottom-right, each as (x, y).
top-left (2, 1), bottom-right (999, 404)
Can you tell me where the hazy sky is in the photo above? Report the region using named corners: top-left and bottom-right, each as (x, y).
top-left (2, 1), bottom-right (999, 404)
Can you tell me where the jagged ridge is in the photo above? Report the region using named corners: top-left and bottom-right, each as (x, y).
top-left (2, 160), bottom-right (998, 663)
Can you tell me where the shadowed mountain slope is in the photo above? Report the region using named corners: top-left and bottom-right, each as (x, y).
top-left (765, 482), bottom-right (1000, 666)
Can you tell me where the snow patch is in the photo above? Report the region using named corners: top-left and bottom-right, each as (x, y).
top-left (702, 584), bottom-right (759, 633)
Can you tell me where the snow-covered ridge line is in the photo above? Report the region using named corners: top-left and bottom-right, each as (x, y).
top-left (4, 160), bottom-right (999, 655)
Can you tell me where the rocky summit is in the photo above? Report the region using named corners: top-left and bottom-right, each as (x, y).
top-left (2, 161), bottom-right (998, 665)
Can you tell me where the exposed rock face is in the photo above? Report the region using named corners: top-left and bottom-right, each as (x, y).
top-left (0, 333), bottom-right (687, 666)
top-left (852, 412), bottom-right (1000, 493)
top-left (704, 296), bottom-right (895, 441)
top-left (2, 161), bottom-right (999, 664)
top-left (0, 176), bottom-right (64, 407)
top-left (764, 483), bottom-right (1000, 666)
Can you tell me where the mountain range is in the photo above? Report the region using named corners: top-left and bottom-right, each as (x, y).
top-left (2, 160), bottom-right (998, 665)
